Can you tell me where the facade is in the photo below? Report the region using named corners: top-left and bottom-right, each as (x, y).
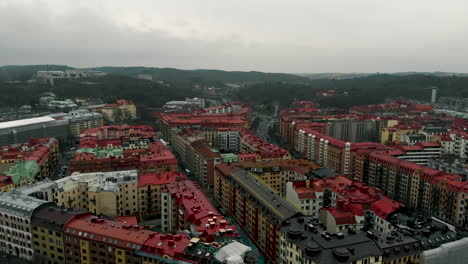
top-left (171, 130), bottom-right (222, 189)
top-left (286, 176), bottom-right (352, 218)
top-left (52, 170), bottom-right (139, 217)
top-left (217, 129), bottom-right (240, 152)
top-left (163, 97), bottom-right (206, 112)
top-left (365, 152), bottom-right (468, 228)
top-left (326, 119), bottom-right (378, 142)
top-left (91, 99), bottom-right (137, 123)
top-left (31, 204), bottom-right (85, 263)
top-left (0, 116), bottom-right (68, 145)
top-left (63, 213), bottom-right (153, 264)
top-left (214, 164), bottom-right (302, 262)
top-left (438, 96), bottom-right (468, 110)
top-left (50, 110), bottom-right (104, 137)
top-left (159, 102), bottom-right (252, 140)
top-left (427, 159), bottom-right (468, 179)
top-left (295, 127), bottom-right (386, 177)
top-left (0, 192), bottom-right (50, 260)
top-left (392, 142), bottom-right (442, 166)
top-left (350, 100), bottom-right (434, 115)
top-left (137, 171), bottom-right (186, 216)
top-left (235, 159), bottom-right (321, 194)
top-left (0, 137), bottom-right (59, 190)
top-left (70, 126), bottom-right (177, 174)
top-left (62, 213), bottom-right (253, 264)
top-left (440, 130), bottom-right (468, 160)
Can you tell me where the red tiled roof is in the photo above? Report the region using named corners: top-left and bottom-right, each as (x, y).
top-left (141, 233), bottom-right (190, 258)
top-left (115, 216), bottom-right (138, 225)
top-left (65, 214), bottom-right (154, 251)
top-left (416, 142), bottom-right (441, 147)
top-left (295, 187), bottom-right (316, 199)
top-left (138, 172), bottom-right (186, 187)
top-left (371, 197), bottom-right (403, 219)
top-left (0, 175), bottom-right (13, 186)
top-left (0, 138), bottom-right (57, 168)
top-left (160, 102), bottom-right (252, 127)
top-left (323, 207), bottom-right (357, 225)
top-left (164, 180), bottom-right (238, 242)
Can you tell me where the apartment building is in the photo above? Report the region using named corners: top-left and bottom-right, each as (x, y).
top-left (31, 204), bottom-right (85, 263)
top-left (214, 164), bottom-right (450, 264)
top-left (326, 119), bottom-right (378, 142)
top-left (50, 109), bottom-right (104, 137)
top-left (137, 171), bottom-right (186, 216)
top-left (52, 170), bottom-right (139, 217)
top-left (70, 126), bottom-right (177, 174)
top-left (214, 164), bottom-right (302, 262)
top-left (234, 159), bottom-right (321, 194)
top-left (366, 152), bottom-right (468, 228)
top-left (91, 99), bottom-right (137, 123)
top-left (170, 129), bottom-right (221, 189)
top-left (0, 192), bottom-right (51, 260)
top-left (286, 176), bottom-right (352, 218)
top-left (280, 216), bottom-right (385, 264)
top-left (159, 102), bottom-right (252, 140)
top-left (217, 128), bottom-right (240, 152)
top-left (0, 137), bottom-right (59, 190)
top-left (295, 127), bottom-right (385, 177)
top-left (440, 130), bottom-right (468, 160)
top-left (63, 213), bottom-right (153, 264)
top-left (161, 179), bottom-right (239, 243)
top-left (392, 142), bottom-right (442, 166)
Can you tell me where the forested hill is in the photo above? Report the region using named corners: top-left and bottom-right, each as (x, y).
top-left (0, 74), bottom-right (197, 108)
top-left (89, 66), bottom-right (310, 85)
top-left (235, 74), bottom-right (468, 108)
top-left (0, 65), bottom-right (309, 85)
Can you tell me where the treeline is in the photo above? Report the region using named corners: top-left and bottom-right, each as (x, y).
top-left (235, 74), bottom-right (468, 108)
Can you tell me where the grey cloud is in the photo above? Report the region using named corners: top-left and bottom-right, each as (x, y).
top-left (1, 0), bottom-right (468, 73)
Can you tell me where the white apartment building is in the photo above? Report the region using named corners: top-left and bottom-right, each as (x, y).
top-left (0, 192), bottom-right (50, 260)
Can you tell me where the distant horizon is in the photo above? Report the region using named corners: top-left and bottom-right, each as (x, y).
top-left (2, 64), bottom-right (468, 76)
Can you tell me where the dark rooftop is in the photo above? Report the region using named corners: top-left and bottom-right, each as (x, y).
top-left (372, 230), bottom-right (421, 262)
top-left (31, 204), bottom-right (86, 232)
top-left (281, 216), bottom-right (383, 264)
top-left (310, 168), bottom-right (338, 179)
top-left (398, 215), bottom-right (459, 251)
top-left (230, 168), bottom-right (301, 224)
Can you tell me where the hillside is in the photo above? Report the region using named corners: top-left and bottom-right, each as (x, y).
top-left (298, 72), bottom-right (468, 80)
top-left (235, 74), bottom-right (468, 107)
top-left (0, 65), bottom-right (73, 81)
top-left (0, 74), bottom-right (197, 108)
top-left (89, 66), bottom-right (310, 85)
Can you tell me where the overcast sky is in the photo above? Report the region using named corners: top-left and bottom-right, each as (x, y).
top-left (1, 0), bottom-right (467, 73)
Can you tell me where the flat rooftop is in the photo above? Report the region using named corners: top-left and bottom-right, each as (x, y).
top-left (230, 168), bottom-right (301, 223)
top-left (0, 116), bottom-right (56, 130)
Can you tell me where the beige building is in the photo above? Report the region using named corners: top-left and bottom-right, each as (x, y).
top-left (52, 170), bottom-right (138, 217)
top-left (50, 110), bottom-right (104, 137)
top-left (91, 99), bottom-right (137, 123)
